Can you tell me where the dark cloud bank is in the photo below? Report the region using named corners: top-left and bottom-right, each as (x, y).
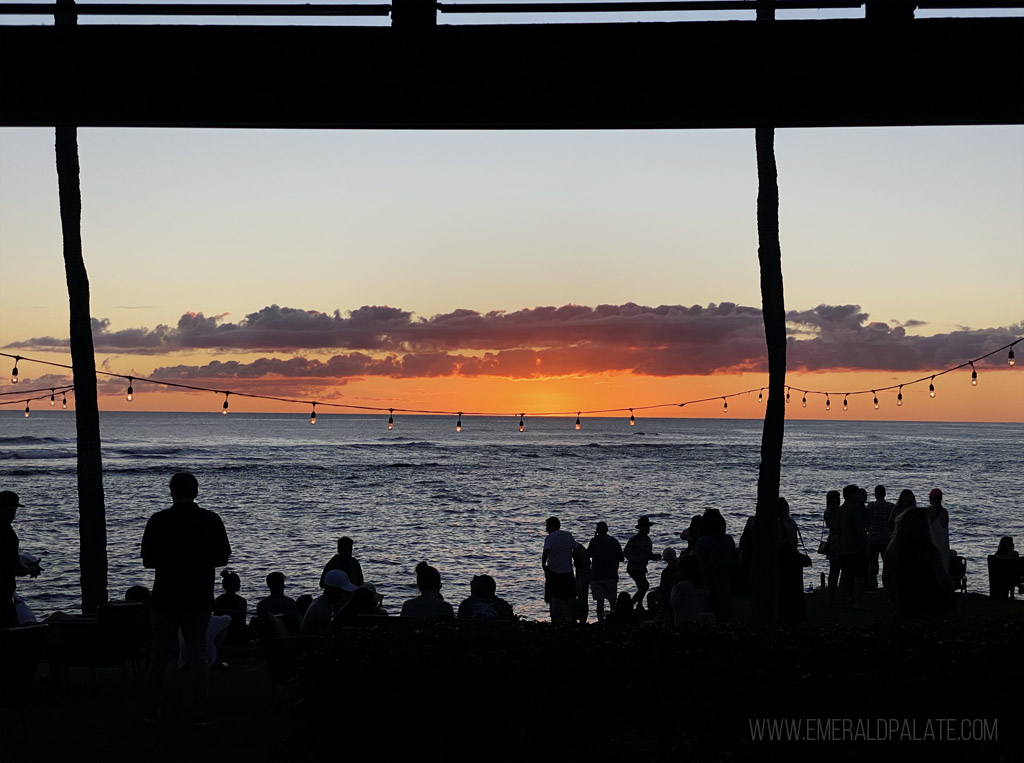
top-left (9, 303), bottom-right (1020, 388)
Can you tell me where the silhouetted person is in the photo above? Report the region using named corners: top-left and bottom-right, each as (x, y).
top-left (572, 544), bottom-right (591, 624)
top-left (302, 569), bottom-right (358, 635)
top-left (695, 509), bottom-right (736, 622)
top-left (457, 574), bottom-right (515, 621)
top-left (320, 536), bottom-right (364, 588)
top-left (332, 586), bottom-right (379, 626)
top-left (927, 488), bottom-right (950, 574)
top-left (888, 489), bottom-right (916, 534)
top-left (1, 490), bottom-right (41, 628)
top-left (141, 472), bottom-right (231, 725)
top-left (679, 515), bottom-right (702, 556)
top-left (542, 516), bottom-right (579, 623)
top-left (255, 571), bottom-right (299, 619)
top-left (603, 592), bottom-right (639, 626)
top-left (882, 506), bottom-right (955, 618)
top-left (670, 554), bottom-right (707, 625)
top-left (624, 515), bottom-right (660, 607)
top-left (295, 594), bottom-right (313, 619)
top-left (653, 548), bottom-right (678, 623)
top-left (777, 498), bottom-right (806, 622)
top-left (824, 490), bottom-right (841, 599)
top-left (994, 537), bottom-right (1018, 559)
top-left (587, 521), bottom-right (624, 622)
top-left (215, 569), bottom-right (249, 645)
top-left (837, 484), bottom-right (868, 609)
top-left (865, 485), bottom-right (894, 590)
top-left (400, 562), bottom-right (454, 620)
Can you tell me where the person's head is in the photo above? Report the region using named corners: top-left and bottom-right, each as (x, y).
top-left (996, 536), bottom-right (1014, 555)
top-left (169, 472), bottom-right (199, 503)
top-left (681, 514), bottom-right (702, 544)
top-left (678, 554), bottom-right (703, 586)
top-left (896, 489), bottom-right (916, 509)
top-left (929, 488), bottom-right (943, 507)
top-left (875, 485), bottom-right (886, 500)
top-left (337, 536), bottom-right (354, 556)
top-left (826, 490), bottom-right (840, 511)
top-left (842, 484), bottom-right (859, 501)
top-left (857, 487), bottom-right (869, 505)
top-left (221, 569), bottom-right (241, 594)
top-left (266, 571), bottom-right (285, 594)
top-left (595, 521), bottom-right (608, 536)
top-left (545, 516), bottom-right (560, 533)
top-left (415, 561), bottom-right (442, 594)
top-left (0, 490), bottom-right (22, 524)
top-left (470, 574), bottom-right (497, 598)
top-left (635, 515), bottom-right (654, 534)
top-left (125, 585), bottom-right (151, 603)
top-left (614, 591), bottom-right (633, 610)
top-left (778, 497), bottom-right (790, 519)
top-left (295, 594), bottom-right (313, 617)
top-left (662, 548), bottom-right (677, 564)
top-left (701, 508), bottom-right (726, 537)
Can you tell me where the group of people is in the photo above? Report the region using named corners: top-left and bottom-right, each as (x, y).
top-left (820, 483), bottom-right (958, 615)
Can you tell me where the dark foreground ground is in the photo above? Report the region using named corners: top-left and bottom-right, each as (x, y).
top-left (3, 591), bottom-right (1022, 763)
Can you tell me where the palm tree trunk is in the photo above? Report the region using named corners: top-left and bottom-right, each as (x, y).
top-left (750, 0), bottom-right (785, 625)
top-left (55, 1), bottom-right (108, 610)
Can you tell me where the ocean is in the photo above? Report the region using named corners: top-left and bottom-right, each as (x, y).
top-left (2, 411), bottom-right (1021, 622)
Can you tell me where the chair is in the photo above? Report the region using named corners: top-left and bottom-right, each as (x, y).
top-left (0, 624), bottom-right (49, 739)
top-left (46, 601), bottom-right (147, 686)
top-left (987, 555), bottom-right (1024, 601)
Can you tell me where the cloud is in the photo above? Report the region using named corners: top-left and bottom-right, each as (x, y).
top-left (5, 303), bottom-right (1019, 389)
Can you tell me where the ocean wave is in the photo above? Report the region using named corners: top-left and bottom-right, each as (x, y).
top-left (0, 435), bottom-right (69, 445)
top-left (0, 449), bottom-right (77, 460)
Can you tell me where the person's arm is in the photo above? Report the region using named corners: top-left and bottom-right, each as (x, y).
top-left (542, 548), bottom-right (550, 571)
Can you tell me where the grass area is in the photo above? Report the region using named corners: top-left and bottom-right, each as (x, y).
top-left (3, 592), bottom-right (1022, 762)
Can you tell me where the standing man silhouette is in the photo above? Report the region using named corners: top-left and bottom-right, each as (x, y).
top-left (1, 490), bottom-right (42, 627)
top-left (142, 472), bottom-right (231, 725)
top-left (624, 515), bottom-right (660, 608)
top-left (542, 516), bottom-right (579, 623)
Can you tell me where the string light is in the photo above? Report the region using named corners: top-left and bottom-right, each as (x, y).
top-left (575, 412), bottom-right (581, 430)
top-left (722, 398), bottom-right (728, 414)
top-left (222, 392), bottom-right (229, 415)
top-left (758, 389), bottom-right (763, 404)
top-left (11, 356), bottom-right (19, 384)
top-left (843, 395), bottom-right (848, 411)
top-left (929, 377), bottom-right (936, 398)
top-left (24, 402), bottom-right (30, 418)
top-left (1009, 348), bottom-right (1015, 367)
top-left (629, 409), bottom-right (635, 426)
top-left (785, 388), bottom-right (790, 405)
top-left (310, 402), bottom-right (317, 426)
top-left (825, 395), bottom-right (831, 412)
top-left (970, 362), bottom-right (977, 386)
top-left (126, 377), bottom-right (134, 402)
top-left (897, 386), bottom-right (903, 407)
top-left (802, 394), bottom-right (807, 408)
top-left (50, 390), bottom-right (55, 407)
top-left (387, 408), bottom-right (394, 431)
top-left (456, 412), bottom-right (462, 433)
top-left (873, 391), bottom-right (879, 410)
top-left (519, 414), bottom-right (525, 433)
top-left (62, 393), bottom-right (67, 409)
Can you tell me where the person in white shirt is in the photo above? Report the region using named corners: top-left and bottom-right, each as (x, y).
top-left (542, 516), bottom-right (580, 623)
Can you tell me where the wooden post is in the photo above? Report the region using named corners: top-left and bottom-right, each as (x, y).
top-left (55, 0), bottom-right (109, 612)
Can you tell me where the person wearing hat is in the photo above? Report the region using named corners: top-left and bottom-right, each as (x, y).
top-left (1, 490), bottom-right (42, 627)
top-left (927, 488), bottom-right (950, 574)
top-left (623, 515), bottom-right (661, 608)
top-left (302, 568), bottom-right (359, 635)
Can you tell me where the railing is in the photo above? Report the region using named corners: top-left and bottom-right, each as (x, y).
top-left (0, 0), bottom-right (1021, 26)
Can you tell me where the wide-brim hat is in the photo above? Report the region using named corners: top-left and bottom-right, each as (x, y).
top-left (636, 515), bottom-right (654, 529)
top-left (0, 490), bottom-right (24, 508)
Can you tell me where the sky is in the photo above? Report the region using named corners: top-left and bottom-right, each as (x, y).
top-left (1, 122), bottom-right (1022, 422)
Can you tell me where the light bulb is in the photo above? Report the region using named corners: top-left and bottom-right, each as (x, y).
top-left (826, 396), bottom-right (831, 412)
top-left (62, 394), bottom-right (67, 409)
top-left (897, 387), bottom-right (903, 407)
top-left (929, 378), bottom-right (936, 398)
top-left (222, 393), bottom-right (229, 415)
top-left (519, 415), bottom-right (524, 433)
top-left (50, 390), bottom-right (55, 407)
top-left (24, 402), bottom-right (30, 418)
top-left (970, 364), bottom-right (977, 386)
top-left (843, 396), bottom-right (848, 411)
top-left (575, 413), bottom-right (581, 431)
top-left (802, 395), bottom-right (807, 408)
top-left (126, 377), bottom-right (134, 402)
top-left (456, 413), bottom-right (462, 433)
top-left (310, 404), bottom-right (317, 425)
top-left (785, 390), bottom-right (790, 404)
top-left (1010, 348), bottom-right (1016, 367)
top-left (11, 357), bottom-right (19, 384)
top-left (387, 409), bottom-right (394, 431)
top-left (629, 409), bottom-right (635, 426)
top-left (723, 398), bottom-right (728, 414)
top-left (758, 389), bottom-right (763, 404)
top-left (873, 392), bottom-right (879, 410)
